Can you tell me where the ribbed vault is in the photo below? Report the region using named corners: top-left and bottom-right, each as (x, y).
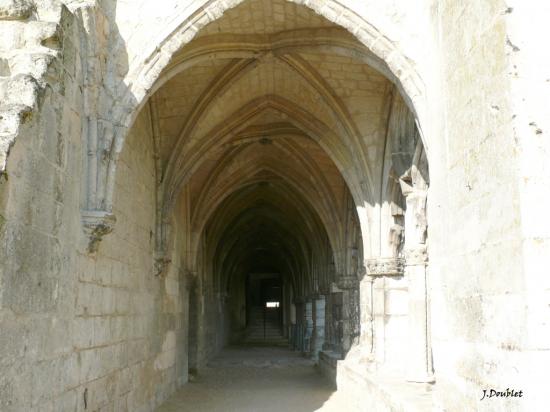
top-left (148, 1), bottom-right (395, 266)
top-left (141, 0), bottom-right (416, 361)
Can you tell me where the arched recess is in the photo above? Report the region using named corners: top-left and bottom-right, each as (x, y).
top-left (184, 136), bottom-right (357, 282)
top-left (190, 166), bottom-right (347, 356)
top-left (79, 0), bottom-right (434, 381)
top-left (191, 167), bottom-right (343, 273)
top-left (80, 0), bottom-right (431, 267)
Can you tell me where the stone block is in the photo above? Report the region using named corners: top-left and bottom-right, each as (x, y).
top-left (79, 343), bottom-right (126, 384)
top-left (2, 266), bottom-right (59, 314)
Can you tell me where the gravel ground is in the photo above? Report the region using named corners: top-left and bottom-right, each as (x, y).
top-left (156, 346), bottom-right (357, 412)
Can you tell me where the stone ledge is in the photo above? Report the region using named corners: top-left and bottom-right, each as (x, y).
top-left (320, 350), bottom-right (342, 366)
top-left (318, 350), bottom-right (342, 386)
top-left (335, 361), bottom-right (436, 412)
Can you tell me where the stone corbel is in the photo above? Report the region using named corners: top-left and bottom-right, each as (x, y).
top-left (154, 249), bottom-right (172, 277)
top-left (365, 257), bottom-right (405, 277)
top-left (81, 210), bottom-right (116, 253)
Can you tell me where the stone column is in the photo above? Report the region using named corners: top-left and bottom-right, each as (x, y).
top-left (289, 302), bottom-right (296, 341)
top-left (322, 292), bottom-right (334, 352)
top-left (366, 258), bottom-right (405, 364)
top-left (358, 275), bottom-right (374, 355)
top-left (336, 275), bottom-right (359, 353)
top-left (293, 298), bottom-right (304, 351)
top-left (311, 295), bottom-right (326, 360)
top-left (304, 299), bottom-right (313, 354)
top-left (401, 187), bottom-right (434, 383)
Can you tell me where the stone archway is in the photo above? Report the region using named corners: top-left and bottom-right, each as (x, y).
top-left (78, 0), bottom-right (433, 262)
top-left (90, 0), bottom-right (435, 388)
top-left (0, 0), bottom-right (442, 410)
top-left (72, 1), bottom-right (439, 409)
top-left (0, 1), bottom-right (545, 411)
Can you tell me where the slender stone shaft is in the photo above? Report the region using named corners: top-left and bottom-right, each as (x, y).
top-left (403, 189), bottom-right (433, 382)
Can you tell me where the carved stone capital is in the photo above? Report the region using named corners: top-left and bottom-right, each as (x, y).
top-left (81, 210), bottom-right (116, 253)
top-left (336, 275), bottom-right (359, 290)
top-left (366, 257), bottom-right (404, 277)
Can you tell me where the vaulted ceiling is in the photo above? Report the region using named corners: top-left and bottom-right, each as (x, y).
top-left (148, 0), bottom-right (396, 295)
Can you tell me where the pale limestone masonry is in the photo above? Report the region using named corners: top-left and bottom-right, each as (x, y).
top-left (0, 0), bottom-right (549, 411)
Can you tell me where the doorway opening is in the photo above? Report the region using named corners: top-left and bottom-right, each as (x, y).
top-left (244, 273), bottom-right (286, 345)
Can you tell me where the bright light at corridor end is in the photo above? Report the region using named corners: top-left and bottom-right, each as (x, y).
top-left (266, 302), bottom-right (280, 308)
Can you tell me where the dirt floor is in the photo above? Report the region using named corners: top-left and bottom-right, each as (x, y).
top-left (156, 346), bottom-right (358, 412)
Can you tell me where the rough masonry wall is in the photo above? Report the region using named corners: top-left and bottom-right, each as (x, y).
top-left (0, 6), bottom-right (86, 409)
top-left (0, 0), bottom-right (62, 173)
top-left (197, 271), bottom-right (230, 366)
top-left (0, 11), bottom-right (186, 408)
top-left (73, 107), bottom-right (186, 411)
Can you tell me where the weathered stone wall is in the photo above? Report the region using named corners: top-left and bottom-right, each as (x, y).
top-left (0, 9), bottom-right (186, 410)
top-left (426, 2), bottom-right (548, 410)
top-left (195, 269), bottom-right (231, 366)
top-left (0, 5), bottom-right (86, 409)
top-left (0, 0), bottom-right (62, 174)
top-left (73, 107), bottom-right (186, 411)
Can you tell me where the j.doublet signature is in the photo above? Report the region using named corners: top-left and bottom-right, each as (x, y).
top-left (481, 388), bottom-right (523, 400)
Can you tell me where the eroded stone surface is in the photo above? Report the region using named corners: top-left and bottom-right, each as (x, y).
top-left (0, 0), bottom-right (34, 21)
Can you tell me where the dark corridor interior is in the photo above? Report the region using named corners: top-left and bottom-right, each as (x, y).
top-left (244, 274), bottom-right (286, 344)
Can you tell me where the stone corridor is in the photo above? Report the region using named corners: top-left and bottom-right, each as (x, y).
top-left (0, 0), bottom-right (547, 411)
top-left (156, 346), bottom-right (352, 412)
